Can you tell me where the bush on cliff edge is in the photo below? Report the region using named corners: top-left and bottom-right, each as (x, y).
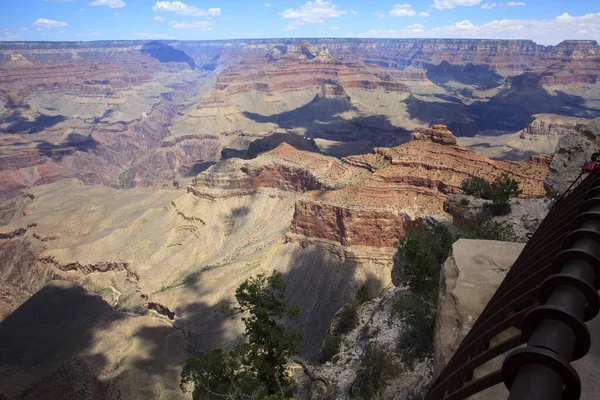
top-left (461, 173), bottom-right (523, 216)
top-left (391, 221), bottom-right (454, 368)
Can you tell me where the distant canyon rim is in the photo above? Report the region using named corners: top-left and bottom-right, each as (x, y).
top-left (0, 38), bottom-right (599, 398)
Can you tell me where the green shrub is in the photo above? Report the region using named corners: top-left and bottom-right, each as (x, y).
top-left (491, 173), bottom-right (523, 199)
top-left (397, 221), bottom-right (454, 294)
top-left (335, 303), bottom-right (358, 335)
top-left (485, 173), bottom-right (523, 215)
top-left (391, 222), bottom-right (455, 369)
top-left (180, 272), bottom-right (302, 399)
top-left (460, 197), bottom-right (470, 206)
top-left (392, 292), bottom-right (437, 368)
top-left (460, 177), bottom-right (490, 197)
top-left (468, 220), bottom-right (516, 241)
top-left (356, 283), bottom-right (371, 304)
top-left (483, 201), bottom-right (512, 216)
top-left (321, 334), bottom-right (342, 363)
top-left (351, 343), bottom-right (398, 399)
top-left (462, 174), bottom-right (522, 204)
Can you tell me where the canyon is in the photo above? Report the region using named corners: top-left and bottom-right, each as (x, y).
top-left (1, 38), bottom-right (599, 398)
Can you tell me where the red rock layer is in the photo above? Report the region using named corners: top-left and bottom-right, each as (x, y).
top-left (290, 127), bottom-right (549, 247)
top-left (188, 126), bottom-right (550, 248)
top-left (199, 43), bottom-right (410, 109)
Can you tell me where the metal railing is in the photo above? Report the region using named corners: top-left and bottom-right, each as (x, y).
top-left (425, 167), bottom-right (600, 400)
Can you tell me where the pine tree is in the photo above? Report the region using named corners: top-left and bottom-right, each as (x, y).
top-left (181, 271), bottom-right (302, 399)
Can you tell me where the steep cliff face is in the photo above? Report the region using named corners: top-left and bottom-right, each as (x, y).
top-left (545, 118), bottom-right (600, 195)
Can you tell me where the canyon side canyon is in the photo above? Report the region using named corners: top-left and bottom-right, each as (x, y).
top-left (1, 38), bottom-right (600, 399)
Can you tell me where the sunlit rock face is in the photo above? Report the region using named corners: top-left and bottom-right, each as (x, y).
top-left (545, 118), bottom-right (600, 195)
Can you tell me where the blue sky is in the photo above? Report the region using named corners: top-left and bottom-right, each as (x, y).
top-left (0, 0), bottom-right (598, 45)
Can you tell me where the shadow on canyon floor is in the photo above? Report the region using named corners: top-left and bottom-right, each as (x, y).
top-left (2, 111), bottom-right (67, 134)
top-left (34, 133), bottom-right (99, 162)
top-left (181, 161), bottom-right (216, 177)
top-left (141, 41), bottom-right (197, 70)
top-left (463, 141), bottom-right (538, 161)
top-left (470, 76), bottom-right (600, 133)
top-left (242, 96), bottom-right (410, 153)
top-left (0, 281), bottom-right (121, 397)
top-left (425, 62), bottom-right (505, 91)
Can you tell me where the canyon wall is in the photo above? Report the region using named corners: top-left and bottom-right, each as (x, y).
top-left (1, 38), bottom-right (598, 212)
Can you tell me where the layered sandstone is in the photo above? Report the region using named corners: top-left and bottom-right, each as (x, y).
top-left (2, 38), bottom-right (599, 208)
top-left (413, 124), bottom-right (457, 145)
top-left (288, 126), bottom-right (549, 247)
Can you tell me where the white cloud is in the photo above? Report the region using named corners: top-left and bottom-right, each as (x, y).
top-left (432, 0), bottom-right (482, 10)
top-left (154, 16), bottom-right (166, 21)
top-left (32, 18), bottom-right (68, 28)
top-left (359, 12), bottom-right (600, 45)
top-left (390, 4), bottom-right (416, 17)
top-left (3, 31), bottom-right (21, 40)
top-left (454, 20), bottom-right (476, 30)
top-left (265, 3), bottom-right (271, 6)
top-left (89, 0), bottom-right (126, 8)
top-left (407, 23), bottom-right (425, 30)
top-left (280, 0), bottom-right (346, 30)
top-left (482, 1), bottom-right (524, 7)
top-left (135, 32), bottom-right (176, 39)
top-left (374, 12), bottom-right (386, 19)
top-left (169, 20), bottom-right (214, 29)
top-left (153, 2), bottom-right (221, 17)
top-left (77, 32), bottom-right (101, 37)
top-left (555, 12), bottom-right (572, 22)
top-left (350, 9), bottom-right (357, 15)
top-left (419, 11), bottom-right (430, 16)
top-left (330, 26), bottom-right (340, 30)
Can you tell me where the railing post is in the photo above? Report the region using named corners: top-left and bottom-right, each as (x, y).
top-left (502, 186), bottom-right (600, 400)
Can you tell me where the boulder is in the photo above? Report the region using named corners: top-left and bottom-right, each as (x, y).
top-left (443, 195), bottom-right (487, 231)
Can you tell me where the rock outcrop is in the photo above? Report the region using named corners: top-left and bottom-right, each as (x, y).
top-left (291, 126), bottom-right (549, 247)
top-left (435, 240), bottom-right (525, 398)
top-left (545, 118), bottom-right (600, 195)
top-left (413, 124), bottom-right (457, 145)
top-left (305, 287), bottom-right (432, 399)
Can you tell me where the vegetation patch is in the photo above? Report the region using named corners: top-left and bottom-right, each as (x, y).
top-left (181, 271), bottom-right (302, 399)
top-left (351, 343), bottom-right (399, 399)
top-left (391, 221), bottom-right (454, 368)
top-left (467, 219), bottom-right (516, 241)
top-left (320, 334), bottom-right (342, 363)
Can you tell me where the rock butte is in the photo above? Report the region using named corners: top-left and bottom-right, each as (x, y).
top-left (188, 125), bottom-right (549, 248)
